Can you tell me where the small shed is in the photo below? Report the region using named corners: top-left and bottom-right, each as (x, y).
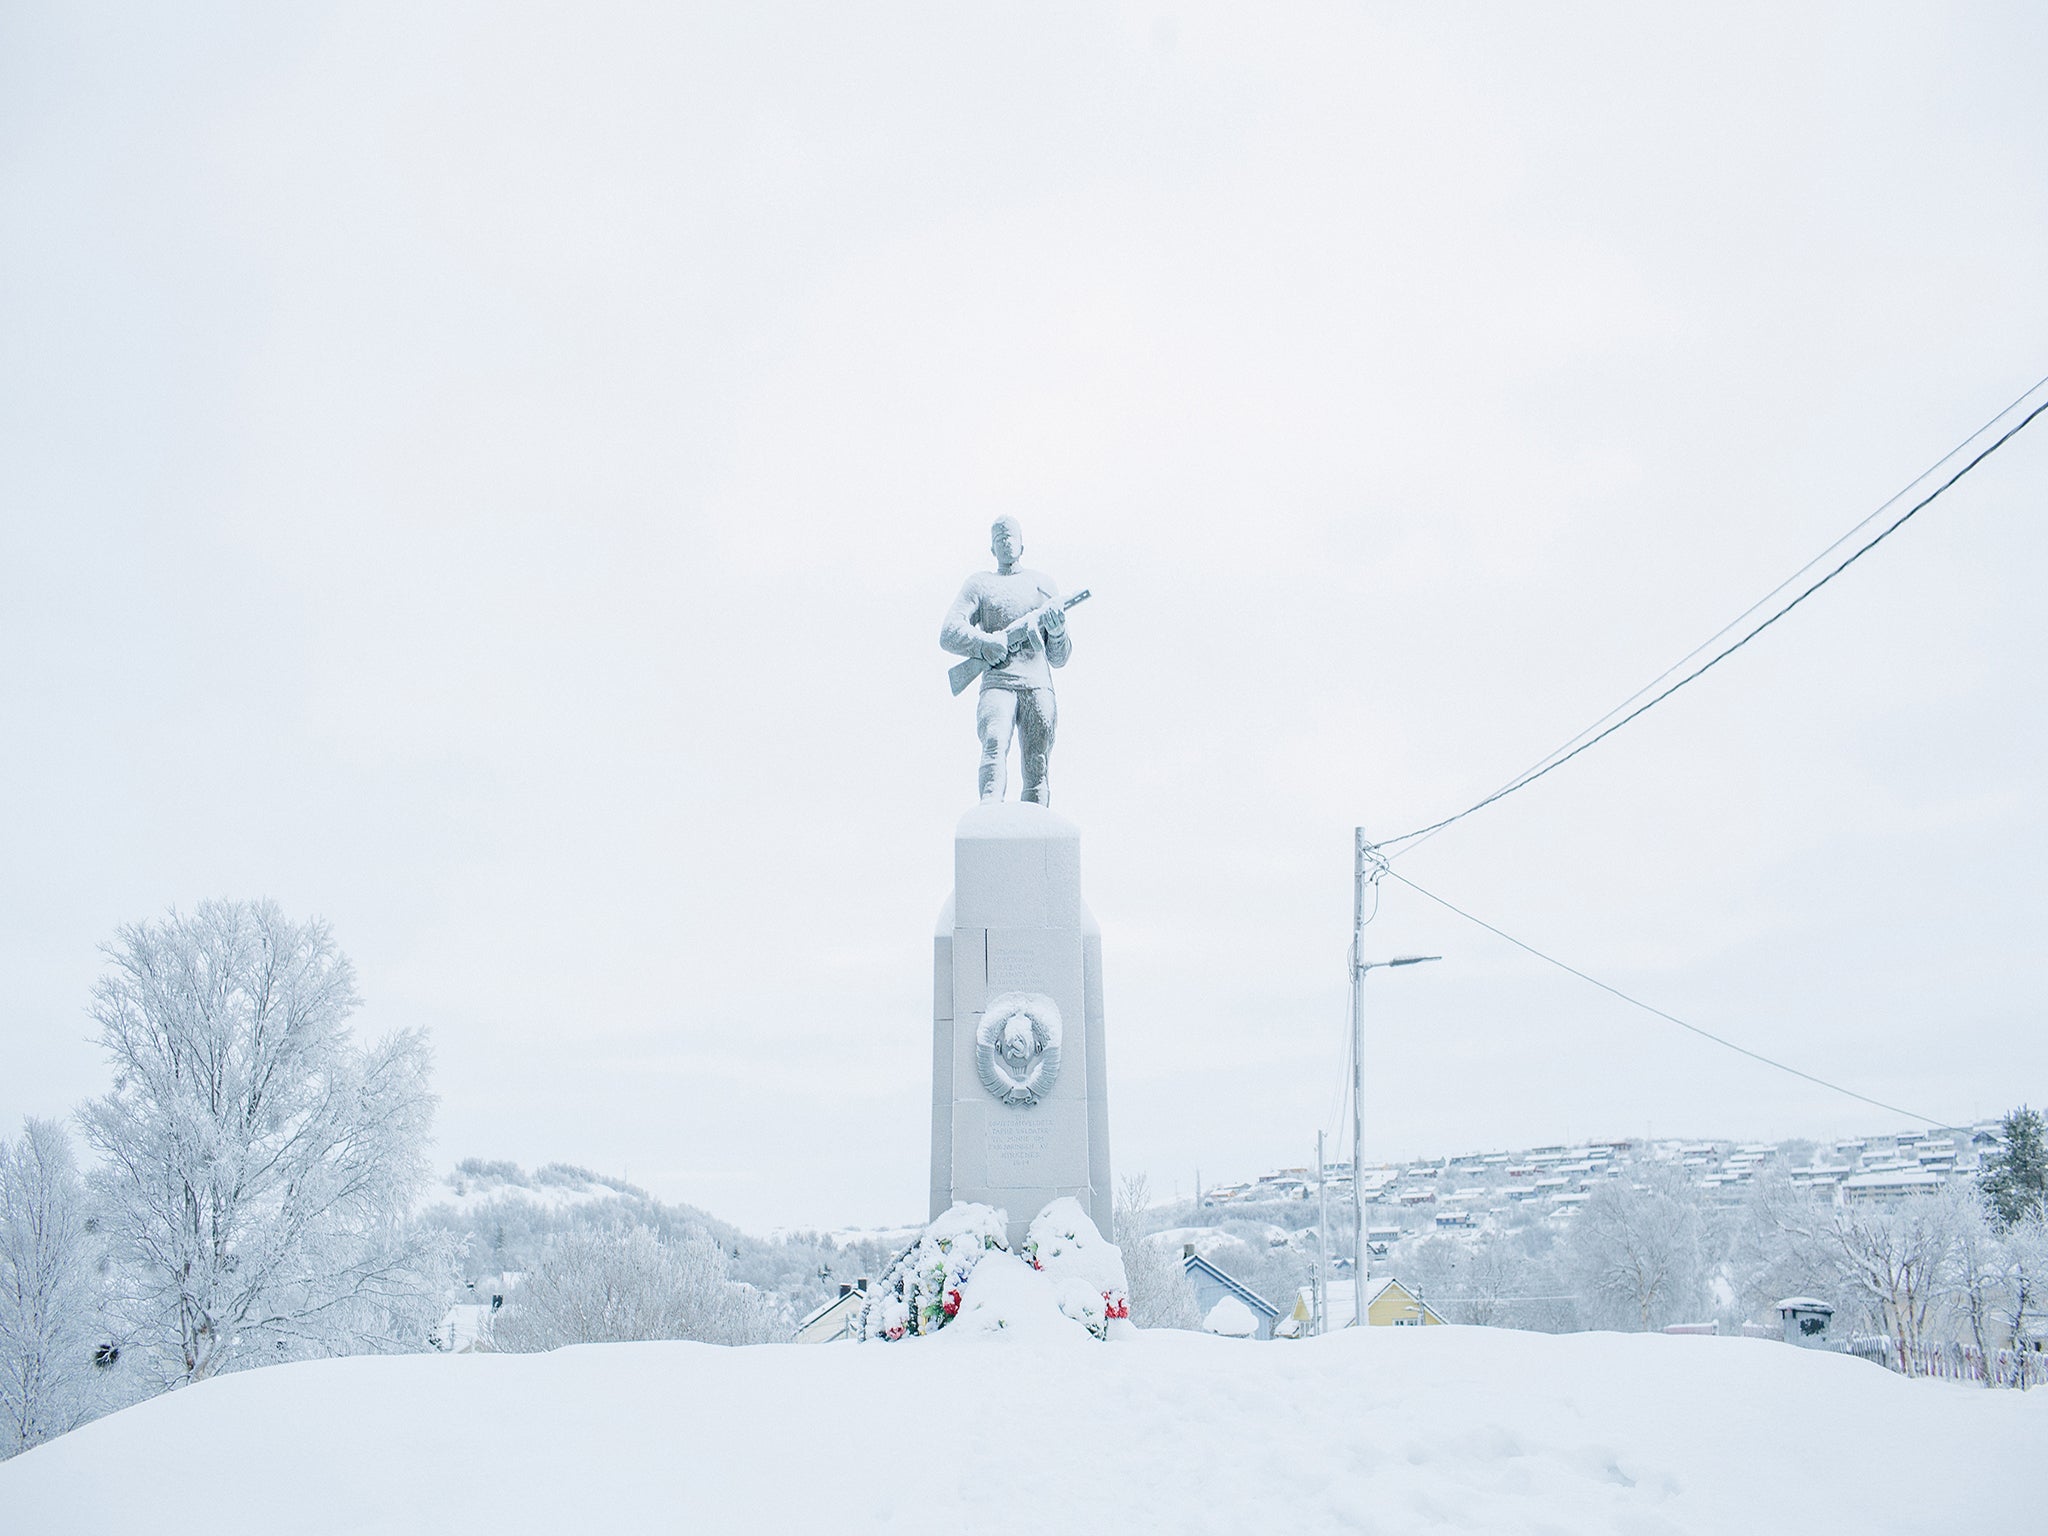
top-left (1775, 1296), bottom-right (1835, 1347)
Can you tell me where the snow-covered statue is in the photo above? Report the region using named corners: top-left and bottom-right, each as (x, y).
top-left (939, 517), bottom-right (1088, 806)
top-left (974, 992), bottom-right (1062, 1106)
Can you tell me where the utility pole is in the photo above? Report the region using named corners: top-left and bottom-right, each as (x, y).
top-left (1315, 1129), bottom-right (1329, 1337)
top-left (1348, 825), bottom-right (1440, 1329)
top-left (1350, 829), bottom-right (1368, 1328)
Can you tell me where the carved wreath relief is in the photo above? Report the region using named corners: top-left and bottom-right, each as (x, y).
top-left (975, 991), bottom-right (1063, 1106)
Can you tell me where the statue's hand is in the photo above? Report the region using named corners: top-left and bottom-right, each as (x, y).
top-left (977, 635), bottom-right (1010, 667)
top-left (1041, 605), bottom-right (1066, 637)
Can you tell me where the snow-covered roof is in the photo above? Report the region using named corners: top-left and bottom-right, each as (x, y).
top-left (1182, 1252), bottom-right (1279, 1318)
top-left (795, 1289), bottom-right (863, 1332)
top-left (1774, 1297), bottom-right (1833, 1313)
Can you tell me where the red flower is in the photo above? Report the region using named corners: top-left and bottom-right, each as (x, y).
top-left (944, 1288), bottom-right (962, 1317)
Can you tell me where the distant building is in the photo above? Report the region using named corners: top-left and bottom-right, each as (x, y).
top-left (431, 1273), bottom-right (519, 1353)
top-left (1841, 1169), bottom-right (1946, 1204)
top-left (795, 1280), bottom-right (870, 1343)
top-left (1182, 1249), bottom-right (1281, 1340)
top-left (431, 1303), bottom-right (494, 1353)
top-left (1276, 1287), bottom-right (1316, 1338)
top-left (1363, 1276), bottom-right (1446, 1327)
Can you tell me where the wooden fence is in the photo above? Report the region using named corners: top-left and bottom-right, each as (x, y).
top-left (1847, 1335), bottom-right (2048, 1388)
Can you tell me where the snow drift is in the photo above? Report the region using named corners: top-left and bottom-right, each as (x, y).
top-left (3, 1326), bottom-right (2041, 1535)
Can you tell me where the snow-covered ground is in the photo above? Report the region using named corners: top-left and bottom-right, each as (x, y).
top-left (5, 1328), bottom-right (2041, 1535)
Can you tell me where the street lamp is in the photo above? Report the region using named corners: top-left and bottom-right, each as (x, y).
top-left (1349, 827), bottom-right (1439, 1327)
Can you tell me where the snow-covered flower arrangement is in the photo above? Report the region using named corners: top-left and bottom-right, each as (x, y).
top-left (858, 1202), bottom-right (1010, 1341)
top-left (1022, 1198), bottom-right (1133, 1341)
top-left (859, 1198), bottom-right (1134, 1343)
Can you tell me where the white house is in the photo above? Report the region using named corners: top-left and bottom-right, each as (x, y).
top-left (794, 1280), bottom-right (870, 1343)
top-left (1841, 1169), bottom-right (1946, 1204)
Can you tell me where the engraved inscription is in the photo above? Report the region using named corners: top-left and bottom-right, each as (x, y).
top-left (987, 1116), bottom-right (1057, 1182)
top-left (986, 929), bottom-right (1080, 997)
top-left (988, 945), bottom-right (1045, 990)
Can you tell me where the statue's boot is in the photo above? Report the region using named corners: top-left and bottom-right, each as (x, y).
top-left (1020, 754), bottom-right (1050, 806)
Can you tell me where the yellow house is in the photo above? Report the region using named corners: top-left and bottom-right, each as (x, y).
top-left (1277, 1276), bottom-right (1447, 1334)
top-left (1365, 1276), bottom-right (1446, 1327)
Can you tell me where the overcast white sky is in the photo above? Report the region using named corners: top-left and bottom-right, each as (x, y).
top-left (4, 2), bottom-right (2045, 1231)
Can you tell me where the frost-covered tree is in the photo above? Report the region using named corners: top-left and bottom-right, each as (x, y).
top-left (1980, 1106), bottom-right (2048, 1232)
top-left (1564, 1169), bottom-right (1707, 1331)
top-left (1816, 1197), bottom-right (1958, 1372)
top-left (1727, 1171), bottom-right (1837, 1325)
top-left (1428, 1232), bottom-right (1550, 1328)
top-left (1403, 1235), bottom-right (1464, 1309)
top-left (1113, 1175), bottom-right (1201, 1330)
top-left (491, 1225), bottom-right (786, 1350)
top-left (78, 900), bottom-right (447, 1385)
top-left (1991, 1215), bottom-right (2048, 1368)
top-left (1122, 1237), bottom-right (1202, 1330)
top-left (0, 1120), bottom-right (96, 1457)
top-left (1738, 1171), bottom-right (1975, 1365)
top-left (1946, 1185), bottom-right (2004, 1381)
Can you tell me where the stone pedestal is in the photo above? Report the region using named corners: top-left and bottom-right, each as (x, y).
top-left (932, 803), bottom-right (1112, 1246)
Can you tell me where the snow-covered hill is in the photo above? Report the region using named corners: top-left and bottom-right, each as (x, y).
top-left (4, 1328), bottom-right (2039, 1535)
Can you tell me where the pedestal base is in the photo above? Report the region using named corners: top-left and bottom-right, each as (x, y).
top-left (931, 802), bottom-right (1112, 1246)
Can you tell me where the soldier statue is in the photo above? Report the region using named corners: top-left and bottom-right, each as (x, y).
top-left (939, 517), bottom-right (1085, 806)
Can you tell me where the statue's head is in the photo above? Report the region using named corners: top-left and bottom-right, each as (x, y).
top-left (990, 516), bottom-right (1023, 569)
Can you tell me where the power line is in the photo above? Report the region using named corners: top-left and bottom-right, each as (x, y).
top-left (1379, 378), bottom-right (2048, 853)
top-left (1385, 867), bottom-right (1957, 1130)
top-left (1392, 377), bottom-right (2048, 863)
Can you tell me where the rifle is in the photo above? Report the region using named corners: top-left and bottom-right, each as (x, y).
top-left (947, 589), bottom-right (1090, 696)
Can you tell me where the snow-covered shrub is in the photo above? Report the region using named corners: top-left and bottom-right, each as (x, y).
top-left (859, 1203), bottom-right (1010, 1341)
top-left (1112, 1175), bottom-right (1204, 1329)
top-left (1023, 1198), bottom-right (1132, 1339)
top-left (491, 1225), bottom-right (785, 1350)
top-left (1123, 1236), bottom-right (1203, 1329)
top-left (424, 1162), bottom-right (895, 1325)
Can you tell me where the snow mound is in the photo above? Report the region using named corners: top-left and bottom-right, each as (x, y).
top-left (1023, 1197), bottom-right (1132, 1339)
top-left (1203, 1294), bottom-right (1259, 1337)
top-left (5, 1328), bottom-right (2041, 1535)
top-left (934, 1251), bottom-right (1092, 1343)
